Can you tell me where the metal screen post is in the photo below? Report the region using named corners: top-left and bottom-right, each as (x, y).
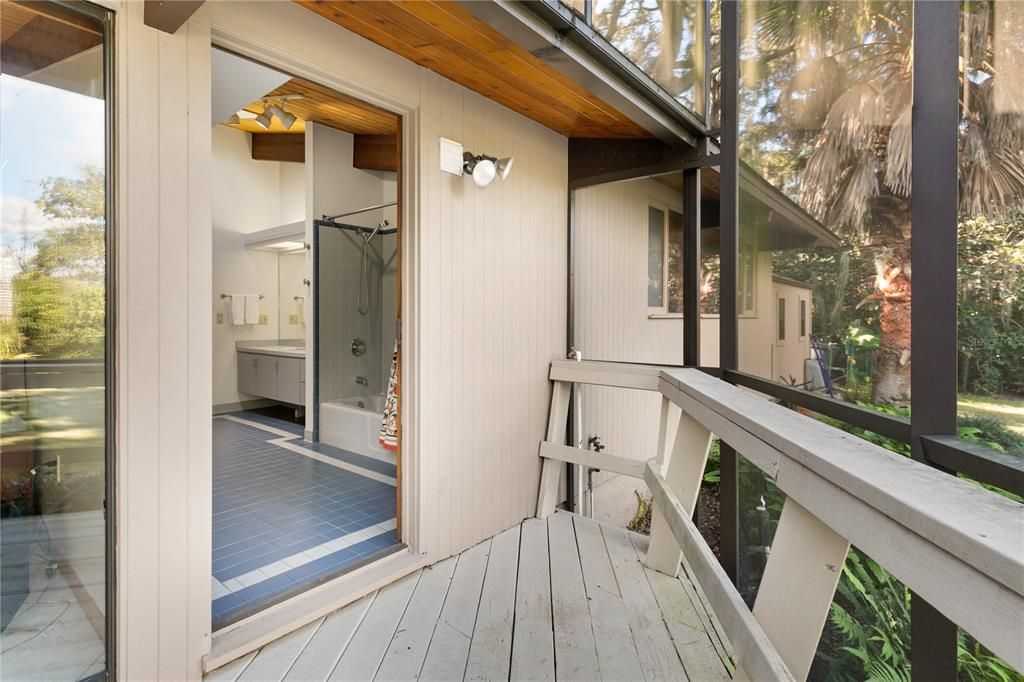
top-left (683, 167), bottom-right (702, 367)
top-left (909, 0), bottom-right (960, 677)
top-left (718, 0), bottom-right (740, 584)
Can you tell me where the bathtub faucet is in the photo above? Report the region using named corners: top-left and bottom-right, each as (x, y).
top-left (354, 376), bottom-right (368, 386)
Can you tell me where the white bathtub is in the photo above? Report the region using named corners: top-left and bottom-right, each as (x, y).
top-left (320, 394), bottom-right (395, 463)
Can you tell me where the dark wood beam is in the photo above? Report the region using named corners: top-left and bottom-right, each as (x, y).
top-left (251, 133), bottom-right (304, 164)
top-left (568, 138), bottom-right (700, 189)
top-left (353, 134), bottom-right (398, 172)
top-left (143, 1), bottom-right (204, 34)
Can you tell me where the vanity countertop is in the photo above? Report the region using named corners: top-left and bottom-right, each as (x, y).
top-left (236, 341), bottom-right (305, 359)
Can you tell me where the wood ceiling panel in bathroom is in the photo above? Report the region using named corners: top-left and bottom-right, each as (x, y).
top-left (226, 76), bottom-right (399, 136)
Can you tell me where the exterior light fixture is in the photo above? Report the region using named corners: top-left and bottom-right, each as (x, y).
top-left (462, 151), bottom-right (514, 188)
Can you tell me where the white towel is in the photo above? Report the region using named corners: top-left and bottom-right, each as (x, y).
top-left (230, 295), bottom-right (245, 326)
top-left (244, 294), bottom-right (260, 325)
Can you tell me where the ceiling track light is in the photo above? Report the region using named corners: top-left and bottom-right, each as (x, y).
top-left (462, 151), bottom-right (514, 188)
top-left (254, 101), bottom-right (273, 129)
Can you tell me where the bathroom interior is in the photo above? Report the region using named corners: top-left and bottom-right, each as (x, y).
top-left (209, 48), bottom-right (400, 628)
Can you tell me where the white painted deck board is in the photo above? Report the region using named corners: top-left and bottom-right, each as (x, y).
top-left (283, 596), bottom-right (373, 681)
top-left (547, 512), bottom-right (601, 681)
top-left (375, 556), bottom-right (458, 681)
top-left (510, 518), bottom-right (555, 681)
top-left (205, 515), bottom-right (731, 682)
top-left (464, 525), bottom-right (521, 681)
top-left (602, 522), bottom-right (691, 681)
top-left (419, 540), bottom-right (492, 681)
top-left (327, 572), bottom-right (420, 681)
top-left (237, 619), bottom-right (323, 681)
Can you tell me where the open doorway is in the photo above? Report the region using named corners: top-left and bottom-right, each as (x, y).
top-left (209, 48), bottom-right (401, 630)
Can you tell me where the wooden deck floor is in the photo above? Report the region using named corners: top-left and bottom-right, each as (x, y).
top-left (206, 511), bottom-right (734, 681)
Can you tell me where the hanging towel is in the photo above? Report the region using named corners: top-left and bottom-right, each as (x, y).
top-left (244, 294), bottom-right (260, 325)
top-left (230, 295), bottom-right (245, 326)
top-left (379, 342), bottom-right (399, 451)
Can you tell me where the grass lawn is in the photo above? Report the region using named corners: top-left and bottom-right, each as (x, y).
top-left (958, 393), bottom-right (1024, 436)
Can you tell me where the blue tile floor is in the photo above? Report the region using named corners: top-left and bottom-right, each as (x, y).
top-left (211, 412), bottom-right (398, 628)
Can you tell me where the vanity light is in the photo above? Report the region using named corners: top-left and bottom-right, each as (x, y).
top-left (462, 151), bottom-right (514, 188)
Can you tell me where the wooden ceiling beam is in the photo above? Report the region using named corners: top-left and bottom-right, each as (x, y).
top-left (144, 1), bottom-right (204, 34)
top-left (251, 133), bottom-right (304, 164)
top-left (353, 135), bottom-right (398, 172)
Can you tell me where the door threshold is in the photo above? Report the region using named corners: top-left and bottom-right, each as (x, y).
top-left (204, 547), bottom-right (428, 673)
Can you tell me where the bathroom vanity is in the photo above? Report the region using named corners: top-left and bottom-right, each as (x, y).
top-left (236, 342), bottom-right (305, 406)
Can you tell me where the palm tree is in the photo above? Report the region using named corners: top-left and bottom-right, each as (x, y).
top-left (744, 0), bottom-right (1024, 404)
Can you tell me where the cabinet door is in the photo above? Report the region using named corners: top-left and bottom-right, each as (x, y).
top-left (277, 357), bottom-right (305, 406)
top-left (237, 353), bottom-right (258, 396)
top-left (256, 356), bottom-right (278, 399)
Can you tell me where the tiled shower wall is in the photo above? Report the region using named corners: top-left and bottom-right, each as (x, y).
top-left (318, 228), bottom-right (387, 401)
top-left (309, 122), bottom-right (398, 406)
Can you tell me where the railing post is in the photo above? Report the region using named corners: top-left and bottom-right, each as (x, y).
top-left (537, 380), bottom-right (572, 518)
top-left (647, 407), bottom-right (713, 576)
top-left (749, 500), bottom-right (849, 680)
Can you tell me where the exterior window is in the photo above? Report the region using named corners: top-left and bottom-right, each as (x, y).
top-left (738, 249), bottom-right (756, 315)
top-left (777, 298), bottom-right (786, 342)
top-left (647, 205), bottom-right (684, 313)
top-left (0, 0), bottom-right (112, 677)
top-left (800, 299), bottom-right (807, 338)
top-left (647, 206), bottom-right (665, 308)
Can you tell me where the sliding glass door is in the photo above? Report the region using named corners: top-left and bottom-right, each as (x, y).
top-left (0, 1), bottom-right (113, 679)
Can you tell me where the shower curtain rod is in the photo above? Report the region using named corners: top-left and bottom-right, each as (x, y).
top-left (322, 201), bottom-right (397, 221)
top-left (313, 218), bottom-right (398, 236)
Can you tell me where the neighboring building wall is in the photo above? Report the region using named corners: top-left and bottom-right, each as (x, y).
top-left (116, 2), bottom-right (566, 677)
top-left (771, 278), bottom-right (813, 386)
top-left (572, 181), bottom-right (809, 513)
top-left (572, 178), bottom-right (716, 489)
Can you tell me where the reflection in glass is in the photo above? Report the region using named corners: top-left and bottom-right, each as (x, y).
top-left (0, 1), bottom-right (109, 679)
top-left (591, 0), bottom-right (707, 117)
top-left (957, 0), bottom-right (1024, 455)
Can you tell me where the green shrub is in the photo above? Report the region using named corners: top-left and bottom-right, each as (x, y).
top-left (957, 414), bottom-right (1024, 456)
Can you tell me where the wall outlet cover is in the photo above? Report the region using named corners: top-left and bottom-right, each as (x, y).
top-left (259, 314), bottom-right (269, 325)
top-left (289, 314), bottom-right (299, 324)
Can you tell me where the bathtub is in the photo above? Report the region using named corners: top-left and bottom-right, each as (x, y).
top-left (320, 394), bottom-right (395, 463)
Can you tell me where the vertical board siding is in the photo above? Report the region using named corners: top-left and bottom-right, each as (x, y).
top-left (416, 71), bottom-right (567, 561)
top-left (117, 1), bottom-right (566, 674)
top-left (572, 180), bottom-right (686, 483)
top-left (118, 3), bottom-right (212, 679)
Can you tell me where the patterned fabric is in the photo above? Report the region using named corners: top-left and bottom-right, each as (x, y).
top-left (379, 343), bottom-right (399, 450)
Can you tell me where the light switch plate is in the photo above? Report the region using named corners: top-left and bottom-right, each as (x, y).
top-left (259, 314), bottom-right (269, 325)
top-left (439, 137), bottom-right (464, 176)
top-left (216, 312), bottom-right (224, 324)
top-left (289, 314), bottom-right (299, 324)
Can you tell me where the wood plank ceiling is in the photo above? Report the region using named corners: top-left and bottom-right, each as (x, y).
top-left (1, 0), bottom-right (103, 78)
top-left (226, 76), bottom-right (399, 136)
top-left (296, 0), bottom-right (653, 139)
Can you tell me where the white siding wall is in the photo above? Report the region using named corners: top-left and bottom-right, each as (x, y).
top-left (415, 74), bottom-right (568, 560)
top-left (115, 3), bottom-right (212, 678)
top-left (572, 179), bottom-right (703, 486)
top-left (115, 2), bottom-right (566, 676)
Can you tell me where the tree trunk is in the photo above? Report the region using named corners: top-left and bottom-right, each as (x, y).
top-left (872, 245), bottom-right (912, 405)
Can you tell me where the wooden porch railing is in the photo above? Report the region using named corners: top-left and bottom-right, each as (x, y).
top-left (535, 360), bottom-right (1024, 681)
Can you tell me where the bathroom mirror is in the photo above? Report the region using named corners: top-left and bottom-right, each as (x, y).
top-left (278, 251), bottom-right (307, 341)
